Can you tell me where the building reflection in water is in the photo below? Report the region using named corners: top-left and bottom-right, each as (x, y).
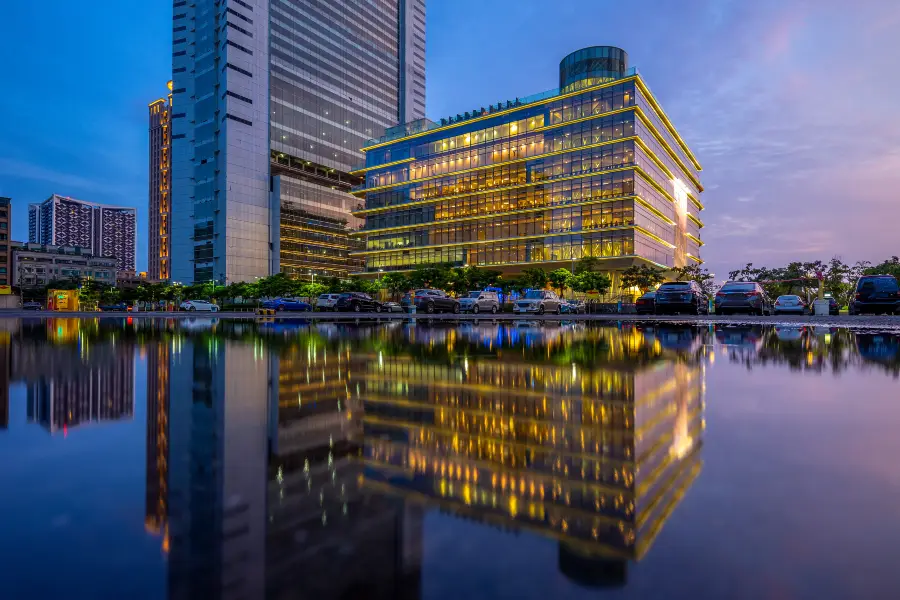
top-left (357, 321), bottom-right (705, 587)
top-left (11, 318), bottom-right (135, 434)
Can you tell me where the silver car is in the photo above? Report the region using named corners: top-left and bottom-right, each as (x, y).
top-left (773, 295), bottom-right (807, 315)
top-left (316, 293), bottom-right (341, 311)
top-left (459, 291), bottom-right (500, 314)
top-left (514, 290), bottom-right (562, 315)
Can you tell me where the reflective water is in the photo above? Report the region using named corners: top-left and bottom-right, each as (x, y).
top-left (1, 318), bottom-right (899, 600)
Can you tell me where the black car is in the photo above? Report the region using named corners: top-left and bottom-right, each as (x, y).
top-left (23, 301), bottom-right (42, 311)
top-left (334, 292), bottom-right (382, 312)
top-left (99, 302), bottom-right (129, 312)
top-left (654, 281), bottom-right (708, 315)
top-left (401, 289), bottom-right (460, 314)
top-left (850, 275), bottom-right (899, 315)
top-left (635, 291), bottom-right (656, 314)
top-left (714, 281), bottom-right (772, 315)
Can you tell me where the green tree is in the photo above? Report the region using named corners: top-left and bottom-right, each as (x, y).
top-left (408, 264), bottom-right (452, 290)
top-left (570, 271), bottom-right (611, 297)
top-left (519, 268), bottom-right (548, 291)
top-left (498, 276), bottom-right (524, 297)
top-left (865, 256), bottom-right (900, 279)
top-left (574, 256), bottom-right (601, 274)
top-left (548, 268), bottom-right (573, 297)
top-left (380, 272), bottom-right (410, 297)
top-left (620, 265), bottom-right (666, 294)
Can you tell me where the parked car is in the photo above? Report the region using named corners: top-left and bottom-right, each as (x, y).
top-left (825, 295), bottom-right (840, 316)
top-left (262, 297), bottom-right (312, 312)
top-left (773, 295), bottom-right (807, 315)
top-left (655, 281), bottom-right (708, 315)
top-left (23, 301), bottom-right (42, 311)
top-left (99, 302), bottom-right (129, 312)
top-left (560, 300), bottom-right (585, 314)
top-left (382, 301), bottom-right (404, 313)
top-left (315, 294), bottom-right (342, 311)
top-left (849, 275), bottom-right (899, 315)
top-left (635, 291), bottom-right (656, 314)
top-left (401, 289), bottom-right (460, 314)
top-left (180, 300), bottom-right (219, 312)
top-left (335, 292), bottom-right (382, 312)
top-left (713, 281), bottom-right (772, 315)
top-left (459, 291), bottom-right (500, 314)
top-left (513, 290), bottom-right (563, 315)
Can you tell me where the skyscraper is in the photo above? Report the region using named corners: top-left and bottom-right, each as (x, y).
top-left (149, 82), bottom-right (173, 281)
top-left (170, 0), bottom-right (426, 284)
top-left (28, 194), bottom-right (137, 272)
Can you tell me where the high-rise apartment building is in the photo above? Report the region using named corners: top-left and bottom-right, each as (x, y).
top-left (352, 46), bottom-right (703, 294)
top-left (0, 197), bottom-right (10, 286)
top-left (149, 82), bottom-right (173, 281)
top-left (170, 0), bottom-right (426, 283)
top-left (28, 194), bottom-right (137, 272)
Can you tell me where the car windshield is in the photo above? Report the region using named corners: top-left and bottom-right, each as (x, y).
top-left (721, 283), bottom-right (757, 292)
top-left (338, 293), bottom-right (351, 299)
top-left (641, 292), bottom-right (656, 299)
top-left (467, 292), bottom-right (481, 298)
top-left (523, 291), bottom-right (544, 299)
top-left (778, 296), bottom-right (800, 301)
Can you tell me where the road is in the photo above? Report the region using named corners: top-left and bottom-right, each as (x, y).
top-left (2, 310), bottom-right (899, 330)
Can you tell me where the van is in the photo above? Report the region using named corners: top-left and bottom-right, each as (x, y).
top-left (459, 291), bottom-right (500, 314)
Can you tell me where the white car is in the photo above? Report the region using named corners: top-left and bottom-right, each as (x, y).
top-left (513, 290), bottom-right (563, 314)
top-left (180, 300), bottom-right (219, 312)
top-left (316, 293), bottom-right (342, 311)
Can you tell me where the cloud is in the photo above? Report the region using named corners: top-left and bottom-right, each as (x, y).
top-left (0, 157), bottom-right (139, 198)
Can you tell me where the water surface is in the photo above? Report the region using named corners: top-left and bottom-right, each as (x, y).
top-left (0, 318), bottom-right (898, 600)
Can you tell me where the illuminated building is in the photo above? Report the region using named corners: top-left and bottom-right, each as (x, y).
top-left (27, 194), bottom-right (137, 272)
top-left (145, 340), bottom-right (170, 544)
top-left (0, 322), bottom-right (10, 429)
top-left (11, 320), bottom-right (135, 434)
top-left (352, 46), bottom-right (704, 294)
top-left (359, 324), bottom-right (704, 584)
top-left (148, 82), bottom-right (173, 281)
top-left (0, 196), bottom-right (10, 286)
top-left (265, 333), bottom-right (423, 598)
top-left (170, 0), bottom-right (427, 283)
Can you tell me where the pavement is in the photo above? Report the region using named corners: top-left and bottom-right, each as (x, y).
top-left (2, 310), bottom-right (899, 330)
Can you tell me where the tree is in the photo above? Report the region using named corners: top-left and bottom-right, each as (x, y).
top-left (570, 271), bottom-right (611, 297)
top-left (408, 264), bottom-right (452, 290)
top-left (865, 256), bottom-right (900, 279)
top-left (498, 276), bottom-right (524, 297)
top-left (380, 272), bottom-right (409, 298)
top-left (548, 268), bottom-right (573, 297)
top-left (574, 256), bottom-right (601, 274)
top-left (620, 265), bottom-right (666, 294)
top-left (519, 267), bottom-right (548, 291)
top-left (672, 264), bottom-right (716, 297)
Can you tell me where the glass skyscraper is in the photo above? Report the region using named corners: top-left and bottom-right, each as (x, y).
top-left (170, 0), bottom-right (426, 284)
top-left (352, 46), bottom-right (703, 294)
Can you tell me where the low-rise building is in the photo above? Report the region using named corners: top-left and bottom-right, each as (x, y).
top-left (10, 242), bottom-right (117, 288)
top-left (116, 270), bottom-right (154, 291)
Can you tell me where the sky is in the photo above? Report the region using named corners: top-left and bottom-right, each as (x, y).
top-left (1, 0), bottom-right (898, 278)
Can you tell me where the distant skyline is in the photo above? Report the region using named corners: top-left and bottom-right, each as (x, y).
top-left (1, 0), bottom-right (897, 277)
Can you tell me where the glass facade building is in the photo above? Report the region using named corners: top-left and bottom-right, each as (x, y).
top-left (352, 47), bottom-right (703, 293)
top-left (170, 0), bottom-right (426, 283)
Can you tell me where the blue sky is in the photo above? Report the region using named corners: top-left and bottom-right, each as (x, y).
top-left (1, 0), bottom-right (898, 277)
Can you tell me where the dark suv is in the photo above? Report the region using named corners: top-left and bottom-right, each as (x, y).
top-left (401, 289), bottom-right (460, 314)
top-left (334, 292), bottom-right (382, 312)
top-left (714, 281), bottom-right (773, 315)
top-left (850, 275), bottom-right (899, 315)
top-left (654, 281), bottom-right (708, 315)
